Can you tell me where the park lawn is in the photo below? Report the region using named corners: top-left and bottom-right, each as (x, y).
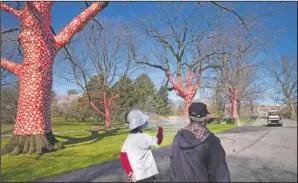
top-left (51, 117), bottom-right (98, 124)
top-left (1, 125), bottom-right (14, 134)
top-left (241, 118), bottom-right (255, 124)
top-left (1, 124), bottom-right (236, 182)
top-left (1, 122), bottom-right (98, 135)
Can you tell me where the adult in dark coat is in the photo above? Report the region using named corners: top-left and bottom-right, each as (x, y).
top-left (170, 102), bottom-right (231, 182)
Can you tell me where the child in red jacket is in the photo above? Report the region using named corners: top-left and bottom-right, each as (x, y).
top-left (120, 110), bottom-right (163, 182)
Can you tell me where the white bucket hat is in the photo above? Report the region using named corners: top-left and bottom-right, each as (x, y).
top-left (127, 110), bottom-right (151, 130)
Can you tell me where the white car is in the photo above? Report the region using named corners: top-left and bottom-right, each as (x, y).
top-left (267, 110), bottom-right (283, 126)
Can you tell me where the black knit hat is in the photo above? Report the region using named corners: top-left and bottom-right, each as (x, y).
top-left (188, 102), bottom-right (210, 118)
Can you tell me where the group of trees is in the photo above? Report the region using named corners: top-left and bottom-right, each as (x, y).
top-left (206, 23), bottom-right (267, 125)
top-left (57, 21), bottom-right (172, 127)
top-left (0, 2), bottom-right (296, 155)
top-left (51, 73), bottom-right (171, 125)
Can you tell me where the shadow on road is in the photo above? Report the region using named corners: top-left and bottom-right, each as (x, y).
top-left (261, 124), bottom-right (283, 127)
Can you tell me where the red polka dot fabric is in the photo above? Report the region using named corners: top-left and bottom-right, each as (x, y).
top-left (166, 70), bottom-right (204, 120)
top-left (0, 2), bottom-right (108, 135)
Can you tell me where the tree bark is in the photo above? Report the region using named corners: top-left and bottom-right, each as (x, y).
top-left (104, 112), bottom-right (111, 128)
top-left (228, 88), bottom-right (241, 126)
top-left (89, 92), bottom-right (118, 128)
top-left (184, 97), bottom-right (193, 122)
top-left (289, 102), bottom-right (297, 120)
top-left (1, 132), bottom-right (63, 155)
top-left (103, 92), bottom-right (111, 128)
top-left (236, 100), bottom-right (241, 126)
top-left (167, 70), bottom-right (202, 121)
top-left (229, 89), bottom-right (237, 117)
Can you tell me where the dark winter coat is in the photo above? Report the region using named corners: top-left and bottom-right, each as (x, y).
top-left (170, 124), bottom-right (231, 182)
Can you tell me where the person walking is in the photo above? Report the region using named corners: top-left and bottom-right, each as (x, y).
top-left (170, 102), bottom-right (231, 182)
top-left (120, 110), bottom-right (163, 182)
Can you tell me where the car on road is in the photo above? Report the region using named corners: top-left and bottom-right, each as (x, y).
top-left (267, 110), bottom-right (283, 126)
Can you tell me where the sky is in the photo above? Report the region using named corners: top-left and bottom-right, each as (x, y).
top-left (1, 2), bottom-right (297, 105)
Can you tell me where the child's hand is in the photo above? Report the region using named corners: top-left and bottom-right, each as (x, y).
top-left (157, 123), bottom-right (163, 128)
top-left (128, 172), bottom-right (136, 182)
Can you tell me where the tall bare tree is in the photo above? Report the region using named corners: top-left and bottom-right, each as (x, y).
top-left (129, 3), bottom-right (232, 120)
top-left (62, 22), bottom-right (134, 128)
top-left (211, 25), bottom-right (267, 126)
top-left (265, 56), bottom-right (297, 120)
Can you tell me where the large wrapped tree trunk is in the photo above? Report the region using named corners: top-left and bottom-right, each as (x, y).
top-left (0, 2), bottom-right (109, 155)
top-left (1, 55), bottom-right (65, 155)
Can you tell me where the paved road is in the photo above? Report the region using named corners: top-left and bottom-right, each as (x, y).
top-left (38, 119), bottom-right (297, 182)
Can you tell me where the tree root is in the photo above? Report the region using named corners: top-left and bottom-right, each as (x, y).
top-left (1, 132), bottom-right (64, 155)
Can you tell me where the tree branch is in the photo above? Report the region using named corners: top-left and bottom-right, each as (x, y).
top-left (90, 101), bottom-right (105, 116)
top-left (83, 2), bottom-right (104, 32)
top-left (0, 2), bottom-right (22, 18)
top-left (210, 2), bottom-right (247, 27)
top-left (1, 27), bottom-right (20, 34)
top-left (187, 52), bottom-right (229, 70)
top-left (129, 40), bottom-right (169, 73)
top-left (108, 93), bottom-right (120, 107)
top-left (201, 64), bottom-right (223, 72)
top-left (186, 70), bottom-right (194, 89)
top-left (136, 60), bottom-right (169, 73)
top-left (166, 72), bottom-right (185, 97)
top-left (193, 70), bottom-right (203, 92)
top-left (1, 58), bottom-right (22, 75)
top-left (54, 2), bottom-right (109, 49)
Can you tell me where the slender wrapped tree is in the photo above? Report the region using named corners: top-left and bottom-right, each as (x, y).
top-left (212, 22), bottom-right (267, 126)
top-left (62, 22), bottom-right (133, 128)
top-left (0, 2), bottom-right (109, 155)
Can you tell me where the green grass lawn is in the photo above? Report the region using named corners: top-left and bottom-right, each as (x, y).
top-left (241, 118), bottom-right (255, 124)
top-left (1, 125), bottom-right (14, 135)
top-left (1, 123), bottom-right (95, 135)
top-left (1, 124), bottom-right (236, 182)
top-left (1, 117), bottom-right (100, 135)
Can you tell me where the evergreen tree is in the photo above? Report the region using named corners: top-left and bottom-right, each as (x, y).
top-left (132, 73), bottom-right (156, 107)
top-left (111, 74), bottom-right (135, 123)
top-left (155, 86), bottom-right (171, 115)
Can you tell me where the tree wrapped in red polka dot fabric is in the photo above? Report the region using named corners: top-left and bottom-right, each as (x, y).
top-left (0, 2), bottom-right (109, 155)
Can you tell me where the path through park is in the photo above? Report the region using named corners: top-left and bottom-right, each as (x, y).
top-left (37, 119), bottom-right (297, 182)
